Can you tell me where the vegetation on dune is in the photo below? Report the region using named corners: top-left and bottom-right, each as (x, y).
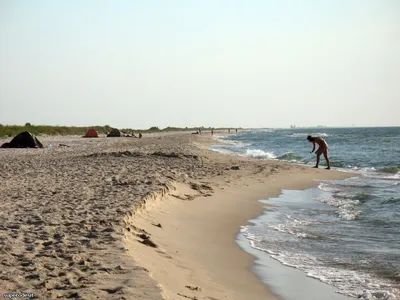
top-left (0, 124), bottom-right (240, 137)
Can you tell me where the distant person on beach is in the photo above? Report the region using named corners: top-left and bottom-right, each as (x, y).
top-left (235, 129), bottom-right (237, 133)
top-left (139, 133), bottom-right (142, 138)
top-left (211, 129), bottom-right (214, 135)
top-left (307, 135), bottom-right (331, 170)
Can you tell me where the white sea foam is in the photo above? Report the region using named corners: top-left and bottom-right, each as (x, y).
top-left (251, 128), bottom-right (275, 133)
top-left (306, 267), bottom-right (400, 300)
top-left (223, 139), bottom-right (251, 147)
top-left (242, 149), bottom-right (276, 159)
top-left (210, 146), bottom-right (276, 160)
top-left (316, 190), bottom-right (361, 221)
top-left (212, 134), bottom-right (228, 140)
top-left (268, 216), bottom-right (326, 239)
top-left (243, 230), bottom-right (400, 300)
top-left (289, 132), bottom-right (331, 138)
top-left (210, 147), bottom-right (237, 156)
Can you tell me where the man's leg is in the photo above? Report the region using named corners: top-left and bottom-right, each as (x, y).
top-left (314, 153), bottom-right (321, 168)
top-left (323, 150), bottom-right (330, 169)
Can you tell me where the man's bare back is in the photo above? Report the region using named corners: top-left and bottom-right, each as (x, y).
top-left (313, 137), bottom-right (328, 150)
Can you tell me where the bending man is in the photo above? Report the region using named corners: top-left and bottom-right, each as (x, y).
top-left (307, 135), bottom-right (331, 170)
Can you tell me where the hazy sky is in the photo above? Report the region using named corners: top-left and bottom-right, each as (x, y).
top-left (1, 1), bottom-right (399, 129)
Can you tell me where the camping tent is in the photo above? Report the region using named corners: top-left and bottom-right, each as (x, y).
top-left (107, 128), bottom-right (121, 137)
top-left (1, 131), bottom-right (44, 148)
top-left (84, 128), bottom-right (99, 138)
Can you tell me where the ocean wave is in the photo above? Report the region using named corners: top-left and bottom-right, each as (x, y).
top-left (352, 166), bottom-right (377, 173)
top-left (377, 167), bottom-right (400, 174)
top-left (333, 165), bottom-right (400, 180)
top-left (248, 240), bottom-right (278, 255)
top-left (244, 235), bottom-right (400, 300)
top-left (277, 152), bottom-right (303, 161)
top-left (331, 192), bottom-right (372, 203)
top-left (306, 267), bottom-right (400, 300)
top-left (269, 224), bottom-right (329, 240)
top-left (242, 149), bottom-right (276, 159)
top-left (212, 134), bottom-right (228, 141)
top-left (222, 139), bottom-right (251, 147)
top-left (318, 180), bottom-right (376, 191)
top-left (288, 132), bottom-right (331, 138)
top-left (318, 182), bottom-right (341, 193)
top-left (381, 197), bottom-right (400, 205)
top-left (264, 216), bottom-right (329, 240)
top-left (351, 193), bottom-right (371, 201)
top-left (364, 174), bottom-right (400, 181)
top-left (210, 144), bottom-right (276, 160)
top-left (209, 147), bottom-right (237, 156)
top-left (251, 128), bottom-right (275, 133)
top-left (316, 186), bottom-right (362, 220)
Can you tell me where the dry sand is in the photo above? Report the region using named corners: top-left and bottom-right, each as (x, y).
top-left (0, 132), bottom-right (355, 299)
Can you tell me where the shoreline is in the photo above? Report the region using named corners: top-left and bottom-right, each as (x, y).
top-left (126, 135), bottom-right (357, 300)
top-left (236, 188), bottom-right (355, 300)
top-left (0, 132), bottom-right (357, 299)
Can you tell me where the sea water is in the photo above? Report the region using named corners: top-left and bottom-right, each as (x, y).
top-left (212, 127), bottom-right (400, 299)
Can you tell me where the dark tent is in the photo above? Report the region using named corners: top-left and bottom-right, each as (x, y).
top-left (107, 128), bottom-right (121, 137)
top-left (1, 131), bottom-right (44, 148)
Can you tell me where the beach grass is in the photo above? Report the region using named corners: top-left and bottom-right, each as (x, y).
top-left (0, 124), bottom-right (239, 137)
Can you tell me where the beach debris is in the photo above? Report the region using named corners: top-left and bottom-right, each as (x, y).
top-left (100, 286), bottom-right (123, 294)
top-left (86, 150), bottom-right (143, 158)
top-left (137, 233), bottom-right (158, 248)
top-left (189, 183), bottom-right (213, 197)
top-left (102, 227), bottom-right (115, 233)
top-left (132, 266), bottom-right (149, 272)
top-left (177, 293), bottom-right (198, 300)
top-left (184, 194), bottom-right (195, 200)
top-left (200, 184), bottom-right (213, 191)
top-left (58, 143), bottom-right (70, 147)
top-left (185, 285), bottom-right (201, 291)
top-left (151, 151), bottom-right (180, 158)
top-left (65, 292), bottom-right (80, 298)
top-left (189, 183), bottom-right (201, 190)
top-left (171, 194), bottom-right (195, 201)
top-left (152, 222), bottom-right (162, 228)
top-left (183, 154), bottom-right (199, 160)
top-left (140, 238), bottom-right (158, 248)
top-left (130, 225), bottom-right (149, 235)
top-left (151, 151), bottom-right (199, 160)
top-left (137, 233), bottom-right (150, 239)
top-left (230, 166), bottom-right (240, 170)
top-left (115, 265), bottom-right (125, 271)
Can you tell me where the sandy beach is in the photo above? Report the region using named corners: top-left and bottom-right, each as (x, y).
top-left (0, 132), bottom-right (354, 299)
